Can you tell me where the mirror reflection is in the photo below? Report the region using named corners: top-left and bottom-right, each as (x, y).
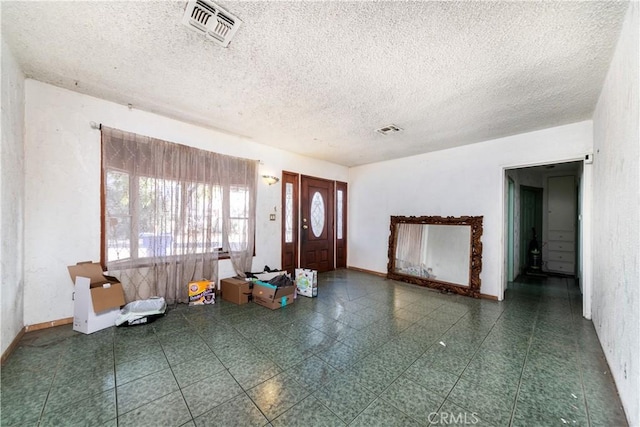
top-left (387, 215), bottom-right (483, 298)
top-left (394, 223), bottom-right (471, 286)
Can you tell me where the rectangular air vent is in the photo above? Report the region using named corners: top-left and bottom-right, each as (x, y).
top-left (182, 0), bottom-right (242, 48)
top-left (375, 124), bottom-right (403, 135)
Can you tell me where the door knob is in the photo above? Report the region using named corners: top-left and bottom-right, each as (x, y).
top-left (302, 225), bottom-right (308, 230)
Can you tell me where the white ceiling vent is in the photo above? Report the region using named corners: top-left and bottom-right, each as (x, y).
top-left (375, 124), bottom-right (403, 135)
top-left (182, 0), bottom-right (242, 48)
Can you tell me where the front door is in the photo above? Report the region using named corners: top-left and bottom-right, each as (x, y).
top-left (300, 175), bottom-right (334, 272)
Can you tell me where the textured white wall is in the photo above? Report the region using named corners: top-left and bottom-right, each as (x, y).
top-left (1, 41), bottom-right (26, 354)
top-left (23, 80), bottom-right (348, 326)
top-left (592, 3), bottom-right (639, 425)
top-left (348, 121), bottom-right (592, 298)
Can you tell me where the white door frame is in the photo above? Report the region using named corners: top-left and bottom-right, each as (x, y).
top-left (500, 157), bottom-right (592, 319)
top-left (581, 162), bottom-right (593, 319)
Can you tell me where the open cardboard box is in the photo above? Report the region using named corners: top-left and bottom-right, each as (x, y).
top-left (252, 280), bottom-right (295, 310)
top-left (67, 262), bottom-right (126, 334)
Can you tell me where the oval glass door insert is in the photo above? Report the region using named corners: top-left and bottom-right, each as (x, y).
top-left (311, 191), bottom-right (325, 237)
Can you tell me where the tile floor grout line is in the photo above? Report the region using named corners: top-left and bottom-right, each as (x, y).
top-left (244, 373), bottom-right (310, 424)
top-left (428, 305), bottom-right (513, 425)
top-left (3, 272), bottom-right (628, 426)
top-left (312, 383), bottom-right (356, 426)
top-left (359, 306), bottom-right (501, 425)
top-left (217, 333), bottom-right (303, 415)
top-left (567, 276), bottom-right (594, 427)
top-left (35, 335), bottom-right (66, 427)
top-left (136, 314), bottom-right (197, 421)
top-left (507, 290), bottom-right (542, 427)
top-left (312, 280), bottom-right (515, 419)
top-left (111, 329), bottom-right (120, 427)
top-left (295, 304), bottom-right (448, 425)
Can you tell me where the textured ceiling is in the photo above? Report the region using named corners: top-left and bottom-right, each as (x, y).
top-left (1, 1), bottom-right (629, 166)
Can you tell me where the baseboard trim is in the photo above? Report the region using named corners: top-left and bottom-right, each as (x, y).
top-left (25, 317), bottom-right (73, 333)
top-left (1, 327), bottom-right (25, 365)
top-left (347, 266), bottom-right (387, 278)
top-left (346, 267), bottom-right (500, 301)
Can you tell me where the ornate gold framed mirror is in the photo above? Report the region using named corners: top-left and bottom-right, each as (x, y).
top-left (387, 215), bottom-right (483, 298)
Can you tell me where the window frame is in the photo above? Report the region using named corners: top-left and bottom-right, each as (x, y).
top-left (101, 164), bottom-right (253, 269)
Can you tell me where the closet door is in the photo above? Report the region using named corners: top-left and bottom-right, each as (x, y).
top-left (547, 176), bottom-right (576, 275)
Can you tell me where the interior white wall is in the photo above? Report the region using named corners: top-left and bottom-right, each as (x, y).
top-left (592, 2), bottom-right (639, 425)
top-left (349, 120), bottom-right (592, 299)
top-left (23, 80), bottom-right (348, 326)
top-left (1, 40), bottom-right (26, 354)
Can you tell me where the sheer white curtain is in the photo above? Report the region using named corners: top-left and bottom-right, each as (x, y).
top-left (395, 223), bottom-right (423, 271)
top-left (101, 127), bottom-right (257, 304)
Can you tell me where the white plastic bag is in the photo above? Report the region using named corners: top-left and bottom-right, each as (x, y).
top-left (115, 297), bottom-right (167, 326)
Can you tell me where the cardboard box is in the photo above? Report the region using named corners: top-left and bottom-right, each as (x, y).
top-left (67, 262), bottom-right (126, 334)
top-left (188, 280), bottom-right (215, 306)
top-left (220, 277), bottom-right (252, 305)
top-left (295, 268), bottom-right (318, 298)
top-left (252, 280), bottom-right (295, 310)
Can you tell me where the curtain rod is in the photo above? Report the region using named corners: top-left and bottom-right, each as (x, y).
top-left (91, 121), bottom-right (264, 164)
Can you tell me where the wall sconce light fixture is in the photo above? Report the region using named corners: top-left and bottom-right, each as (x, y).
top-left (262, 175), bottom-right (280, 185)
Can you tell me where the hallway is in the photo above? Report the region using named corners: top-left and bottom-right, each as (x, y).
top-left (503, 274), bottom-right (626, 426)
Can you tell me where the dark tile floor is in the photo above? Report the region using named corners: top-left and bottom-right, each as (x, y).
top-left (1, 270), bottom-right (628, 426)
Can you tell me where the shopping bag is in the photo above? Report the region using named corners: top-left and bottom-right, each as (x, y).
top-left (294, 268), bottom-right (318, 298)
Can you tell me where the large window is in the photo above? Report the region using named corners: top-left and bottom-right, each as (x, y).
top-left (101, 127), bottom-right (257, 270)
top-left (105, 174), bottom-right (251, 263)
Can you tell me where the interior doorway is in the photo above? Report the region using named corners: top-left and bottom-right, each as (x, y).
top-left (503, 159), bottom-right (591, 318)
top-left (504, 162), bottom-right (584, 285)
